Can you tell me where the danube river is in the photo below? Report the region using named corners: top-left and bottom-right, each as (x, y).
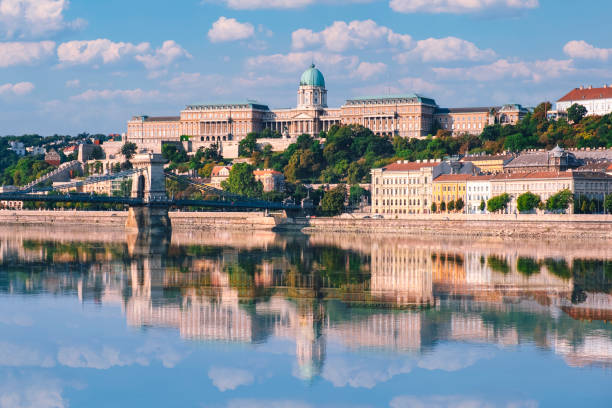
top-left (1, 226), bottom-right (611, 407)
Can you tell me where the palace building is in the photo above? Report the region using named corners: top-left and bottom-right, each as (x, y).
top-left (126, 65), bottom-right (528, 158)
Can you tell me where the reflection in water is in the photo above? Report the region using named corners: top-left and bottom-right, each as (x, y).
top-left (1, 227), bottom-right (612, 382)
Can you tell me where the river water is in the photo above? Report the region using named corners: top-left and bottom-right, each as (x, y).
top-left (1, 226), bottom-right (611, 407)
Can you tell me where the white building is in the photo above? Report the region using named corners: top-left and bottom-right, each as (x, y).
top-left (466, 175), bottom-right (493, 214)
top-left (557, 85), bottom-right (612, 116)
top-left (8, 141), bottom-right (25, 156)
top-left (26, 146), bottom-right (46, 155)
top-left (371, 159), bottom-right (477, 216)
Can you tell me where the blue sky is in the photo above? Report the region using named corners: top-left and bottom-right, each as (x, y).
top-left (0, 0), bottom-right (611, 135)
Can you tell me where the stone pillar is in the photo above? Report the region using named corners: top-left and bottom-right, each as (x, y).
top-left (130, 153), bottom-right (168, 202)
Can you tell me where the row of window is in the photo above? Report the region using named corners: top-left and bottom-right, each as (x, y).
top-left (377, 188), bottom-right (424, 196)
top-left (376, 178), bottom-right (428, 185)
top-left (376, 198), bottom-right (426, 206)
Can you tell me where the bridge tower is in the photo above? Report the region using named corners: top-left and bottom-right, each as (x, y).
top-left (130, 153), bottom-right (167, 201)
top-left (125, 153), bottom-right (171, 238)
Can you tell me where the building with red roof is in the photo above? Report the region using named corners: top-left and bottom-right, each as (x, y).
top-left (557, 85), bottom-right (612, 117)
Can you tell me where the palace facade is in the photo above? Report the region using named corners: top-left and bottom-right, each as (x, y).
top-left (126, 65), bottom-right (528, 158)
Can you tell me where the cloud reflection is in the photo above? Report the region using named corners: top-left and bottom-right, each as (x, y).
top-left (208, 367), bottom-right (255, 392)
top-left (389, 395), bottom-right (538, 408)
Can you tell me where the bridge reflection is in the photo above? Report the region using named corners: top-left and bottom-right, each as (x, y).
top-left (1, 228), bottom-right (612, 378)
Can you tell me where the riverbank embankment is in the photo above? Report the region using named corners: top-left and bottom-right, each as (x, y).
top-left (1, 210), bottom-right (612, 239)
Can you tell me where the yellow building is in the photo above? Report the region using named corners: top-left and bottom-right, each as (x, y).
top-left (432, 174), bottom-right (472, 211)
top-left (461, 154), bottom-right (514, 174)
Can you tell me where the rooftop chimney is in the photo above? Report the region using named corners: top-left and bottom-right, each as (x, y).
top-left (588, 85), bottom-right (593, 89)
top-left (580, 85), bottom-right (584, 90)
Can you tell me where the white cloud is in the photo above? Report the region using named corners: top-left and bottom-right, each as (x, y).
top-left (0, 0), bottom-right (85, 38)
top-left (0, 41), bottom-right (55, 67)
top-left (0, 341), bottom-right (54, 367)
top-left (398, 77), bottom-right (441, 94)
top-left (208, 367), bottom-right (254, 392)
top-left (246, 51), bottom-right (359, 73)
top-left (0, 313), bottom-right (33, 326)
top-left (134, 40), bottom-right (191, 70)
top-left (390, 395), bottom-right (539, 408)
top-left (162, 72), bottom-right (203, 88)
top-left (226, 399), bottom-right (312, 408)
top-left (70, 88), bottom-right (159, 102)
top-left (214, 0), bottom-right (374, 9)
top-left (396, 36), bottom-right (496, 63)
top-left (64, 79), bottom-right (79, 87)
top-left (292, 19), bottom-right (412, 52)
top-left (389, 0), bottom-right (539, 14)
top-left (57, 346), bottom-right (145, 369)
top-left (322, 356), bottom-right (412, 389)
top-left (0, 81), bottom-right (34, 96)
top-left (563, 40), bottom-right (612, 61)
top-left (0, 378), bottom-right (67, 408)
top-left (417, 346), bottom-right (494, 372)
top-left (214, 0), bottom-right (313, 9)
top-left (57, 39), bottom-right (150, 65)
top-left (208, 16), bottom-right (255, 43)
top-left (434, 58), bottom-right (575, 82)
top-left (352, 61), bottom-right (386, 79)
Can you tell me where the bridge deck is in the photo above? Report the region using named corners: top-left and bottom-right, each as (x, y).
top-left (0, 193), bottom-right (301, 210)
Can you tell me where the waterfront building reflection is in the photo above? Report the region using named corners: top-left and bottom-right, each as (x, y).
top-left (1, 228), bottom-right (612, 376)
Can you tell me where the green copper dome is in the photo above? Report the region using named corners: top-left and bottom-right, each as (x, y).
top-left (299, 64), bottom-right (325, 88)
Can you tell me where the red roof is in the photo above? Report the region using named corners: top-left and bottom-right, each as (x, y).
top-left (211, 166), bottom-right (231, 176)
top-left (253, 169), bottom-right (282, 176)
top-left (558, 86), bottom-right (612, 102)
top-left (433, 174), bottom-right (473, 182)
top-left (383, 161), bottom-right (439, 171)
top-left (492, 171), bottom-right (573, 180)
top-left (467, 175), bottom-right (495, 181)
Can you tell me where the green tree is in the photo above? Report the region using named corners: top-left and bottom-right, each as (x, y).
top-left (431, 202), bottom-right (437, 213)
top-left (479, 199), bottom-right (486, 212)
top-left (605, 194), bottom-right (612, 214)
top-left (320, 185), bottom-right (347, 216)
top-left (487, 193), bottom-right (511, 213)
top-left (455, 198), bottom-right (465, 212)
top-left (517, 192), bottom-right (541, 213)
top-left (221, 163), bottom-right (263, 198)
top-left (447, 200), bottom-right (455, 211)
top-left (121, 142), bottom-right (137, 160)
top-left (546, 189), bottom-right (573, 213)
top-left (349, 185), bottom-right (368, 206)
top-left (440, 201), bottom-right (446, 211)
top-left (487, 255), bottom-right (510, 274)
top-left (567, 103), bottom-right (587, 123)
top-left (517, 257), bottom-right (541, 276)
top-left (90, 145), bottom-right (104, 160)
top-left (589, 200), bottom-right (597, 214)
top-left (238, 132), bottom-right (259, 157)
top-left (162, 144), bottom-right (188, 164)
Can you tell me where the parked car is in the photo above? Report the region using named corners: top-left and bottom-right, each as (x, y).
top-left (363, 215), bottom-right (371, 219)
top-left (372, 214), bottom-right (383, 219)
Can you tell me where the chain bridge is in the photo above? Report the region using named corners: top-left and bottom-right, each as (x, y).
top-left (0, 153), bottom-right (303, 234)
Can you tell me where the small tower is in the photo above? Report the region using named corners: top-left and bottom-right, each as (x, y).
top-left (297, 64), bottom-right (327, 110)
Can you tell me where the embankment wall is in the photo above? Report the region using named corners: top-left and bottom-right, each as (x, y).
top-left (1, 210), bottom-right (612, 238)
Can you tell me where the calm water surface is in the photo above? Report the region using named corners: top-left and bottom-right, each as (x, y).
top-left (1, 227), bottom-right (611, 408)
